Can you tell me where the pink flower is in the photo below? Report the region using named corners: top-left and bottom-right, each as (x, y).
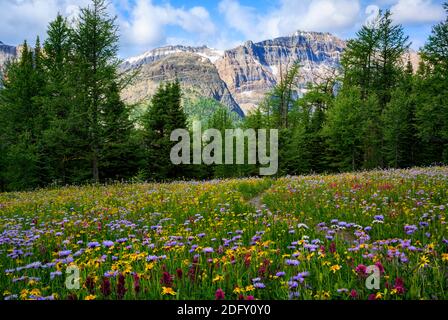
top-left (355, 264), bottom-right (367, 276)
top-left (393, 277), bottom-right (405, 294)
top-left (350, 289), bottom-right (358, 299)
top-left (374, 261), bottom-right (385, 274)
top-left (246, 295), bottom-right (255, 300)
top-left (215, 288), bottom-right (225, 300)
top-left (329, 242), bottom-right (336, 254)
top-left (368, 293), bottom-right (377, 300)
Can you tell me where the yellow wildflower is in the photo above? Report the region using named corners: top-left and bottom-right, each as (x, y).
top-left (419, 255), bottom-right (430, 269)
top-left (145, 263), bottom-right (155, 271)
top-left (161, 287), bottom-right (177, 296)
top-left (85, 295), bottom-right (96, 300)
top-left (245, 285), bottom-right (255, 292)
top-left (330, 265), bottom-right (341, 273)
top-left (212, 275), bottom-right (224, 283)
top-left (233, 287), bottom-right (243, 294)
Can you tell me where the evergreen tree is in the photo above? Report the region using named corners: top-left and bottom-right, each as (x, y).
top-left (375, 10), bottom-right (410, 110)
top-left (100, 82), bottom-right (141, 181)
top-left (266, 63), bottom-right (300, 129)
top-left (323, 87), bottom-right (364, 171)
top-left (383, 61), bottom-right (418, 168)
top-left (143, 81), bottom-right (188, 180)
top-left (0, 42), bottom-right (46, 190)
top-left (41, 14), bottom-right (76, 185)
top-left (416, 3), bottom-right (448, 164)
top-left (71, 0), bottom-right (124, 183)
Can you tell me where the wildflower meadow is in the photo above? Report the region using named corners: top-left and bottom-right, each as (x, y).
top-left (0, 167), bottom-right (447, 300)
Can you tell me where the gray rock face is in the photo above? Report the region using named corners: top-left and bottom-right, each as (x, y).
top-left (121, 52), bottom-right (244, 117)
top-left (0, 41), bottom-right (17, 71)
top-left (122, 31), bottom-right (346, 115)
top-left (215, 31), bottom-right (346, 113)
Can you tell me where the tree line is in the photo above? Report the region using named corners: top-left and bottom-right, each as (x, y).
top-left (247, 6), bottom-right (448, 176)
top-left (1, 0), bottom-right (447, 191)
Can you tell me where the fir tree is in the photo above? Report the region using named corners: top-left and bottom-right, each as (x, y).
top-left (143, 81), bottom-right (188, 180)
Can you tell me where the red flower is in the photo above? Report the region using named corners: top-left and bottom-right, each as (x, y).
top-left (374, 261), bottom-right (385, 274)
top-left (160, 272), bottom-right (173, 287)
top-left (355, 264), bottom-right (367, 276)
top-left (85, 276), bottom-right (95, 294)
top-left (350, 289), bottom-right (358, 299)
top-left (215, 288), bottom-right (225, 300)
top-left (393, 277), bottom-right (405, 294)
top-left (133, 273), bottom-right (140, 294)
top-left (100, 277), bottom-right (111, 297)
top-left (258, 258), bottom-right (270, 277)
top-left (368, 293), bottom-right (377, 300)
top-left (244, 253), bottom-right (251, 268)
top-left (329, 242), bottom-right (336, 254)
top-left (246, 295), bottom-right (254, 300)
top-left (176, 268), bottom-right (183, 279)
top-left (117, 274), bottom-right (127, 299)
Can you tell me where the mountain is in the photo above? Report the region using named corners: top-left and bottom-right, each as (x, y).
top-left (215, 31), bottom-right (345, 113)
top-left (0, 41), bottom-right (17, 71)
top-left (122, 31), bottom-right (346, 115)
top-left (0, 34), bottom-right (421, 117)
top-left (120, 45), bottom-right (244, 117)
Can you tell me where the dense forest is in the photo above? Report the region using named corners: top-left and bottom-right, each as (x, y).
top-left (0, 0), bottom-right (447, 192)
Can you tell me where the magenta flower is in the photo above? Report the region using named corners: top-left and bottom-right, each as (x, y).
top-left (215, 288), bottom-right (225, 300)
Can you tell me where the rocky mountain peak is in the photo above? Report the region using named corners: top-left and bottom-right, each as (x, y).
top-left (122, 45), bottom-right (224, 71)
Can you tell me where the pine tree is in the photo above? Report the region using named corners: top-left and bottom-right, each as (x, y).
top-left (341, 18), bottom-right (379, 99)
top-left (143, 81), bottom-right (188, 180)
top-left (375, 10), bottom-right (410, 110)
top-left (323, 87), bottom-right (364, 171)
top-left (383, 61), bottom-right (418, 168)
top-left (40, 14), bottom-right (76, 185)
top-left (100, 82), bottom-right (141, 181)
top-left (207, 106), bottom-right (237, 178)
top-left (266, 63), bottom-right (300, 129)
top-left (0, 42), bottom-right (45, 190)
top-left (416, 3), bottom-right (448, 164)
top-left (71, 0), bottom-right (123, 183)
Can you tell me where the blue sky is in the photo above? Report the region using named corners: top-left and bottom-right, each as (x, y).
top-left (0, 0), bottom-right (446, 58)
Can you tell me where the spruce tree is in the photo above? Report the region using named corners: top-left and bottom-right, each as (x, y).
top-left (71, 0), bottom-right (124, 183)
top-left (416, 3), bottom-right (448, 164)
top-left (143, 81), bottom-right (188, 180)
top-left (0, 42), bottom-right (45, 190)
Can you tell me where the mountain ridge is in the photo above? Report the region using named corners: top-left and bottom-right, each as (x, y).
top-left (121, 30), bottom-right (347, 115)
top-left (1, 31), bottom-right (420, 116)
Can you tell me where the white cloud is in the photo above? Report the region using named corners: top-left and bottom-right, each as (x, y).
top-left (0, 0), bottom-right (85, 45)
top-left (365, 4), bottom-right (381, 24)
top-left (0, 0), bottom-right (216, 56)
top-left (122, 0), bottom-right (216, 50)
top-left (390, 0), bottom-right (445, 24)
top-left (218, 0), bottom-right (362, 42)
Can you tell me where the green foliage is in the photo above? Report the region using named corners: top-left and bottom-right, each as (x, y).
top-left (183, 97), bottom-right (241, 129)
top-left (142, 81), bottom-right (189, 180)
top-left (1, 1), bottom-right (448, 191)
top-left (415, 3), bottom-right (448, 164)
top-left (323, 87), bottom-right (364, 171)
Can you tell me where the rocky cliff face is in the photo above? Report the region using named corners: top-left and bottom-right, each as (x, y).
top-left (0, 41), bottom-right (17, 72)
top-left (215, 31), bottom-right (345, 113)
top-left (121, 50), bottom-right (244, 117)
top-left (122, 32), bottom-right (346, 115)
